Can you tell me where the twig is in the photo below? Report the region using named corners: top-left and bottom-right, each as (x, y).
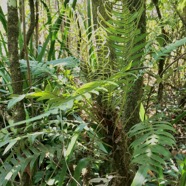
top-left (160, 52), bottom-right (186, 76)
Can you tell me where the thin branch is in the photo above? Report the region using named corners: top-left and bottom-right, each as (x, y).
top-left (160, 52), bottom-right (186, 76)
top-left (20, 0), bottom-right (35, 59)
top-left (35, 0), bottom-right (39, 56)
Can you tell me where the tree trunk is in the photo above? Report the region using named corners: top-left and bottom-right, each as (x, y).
top-left (123, 0), bottom-right (146, 131)
top-left (91, 1), bottom-right (146, 185)
top-left (103, 0), bottom-right (146, 185)
top-left (152, 0), bottom-right (169, 103)
top-left (7, 1), bottom-right (29, 185)
top-left (8, 0), bottom-right (25, 122)
top-left (111, 0), bottom-right (146, 185)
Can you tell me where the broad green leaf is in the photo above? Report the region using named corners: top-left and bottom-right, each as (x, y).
top-left (158, 136), bottom-right (175, 146)
top-left (153, 123), bottom-right (175, 132)
top-left (156, 130), bottom-right (175, 140)
top-left (130, 133), bottom-right (151, 148)
top-left (45, 83), bottom-right (52, 92)
top-left (4, 110), bottom-right (56, 129)
top-left (46, 57), bottom-right (79, 67)
top-left (37, 35), bottom-right (50, 62)
top-left (0, 139), bottom-right (11, 149)
top-left (65, 123), bottom-right (86, 159)
top-left (132, 156), bottom-right (163, 169)
top-left (7, 94), bottom-right (25, 109)
top-left (0, 6), bottom-right (7, 32)
top-left (76, 80), bottom-right (117, 95)
top-left (153, 37), bottom-right (186, 61)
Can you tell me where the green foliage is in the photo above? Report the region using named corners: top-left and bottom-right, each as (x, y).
top-left (0, 118), bottom-right (89, 186)
top-left (83, 0), bottom-right (146, 82)
top-left (152, 37), bottom-right (186, 62)
top-left (1, 0), bottom-right (186, 185)
top-left (98, 0), bottom-right (145, 67)
top-left (7, 79), bottom-right (118, 128)
top-left (0, 104), bottom-right (108, 186)
top-left (178, 156), bottom-right (186, 186)
top-left (129, 118), bottom-right (176, 185)
top-left (0, 6), bottom-right (7, 32)
top-left (0, 61), bottom-right (117, 185)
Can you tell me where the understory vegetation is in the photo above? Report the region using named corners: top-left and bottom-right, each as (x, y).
top-left (0, 0), bottom-right (186, 186)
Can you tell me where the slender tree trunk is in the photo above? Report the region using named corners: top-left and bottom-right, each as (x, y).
top-left (111, 0), bottom-right (146, 185)
top-left (152, 0), bottom-right (169, 103)
top-left (7, 1), bottom-right (30, 185)
top-left (8, 0), bottom-right (25, 122)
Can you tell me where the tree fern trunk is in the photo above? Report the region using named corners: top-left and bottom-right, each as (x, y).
top-left (111, 0), bottom-right (146, 185)
top-left (123, 0), bottom-right (146, 132)
top-left (91, 1), bottom-right (146, 185)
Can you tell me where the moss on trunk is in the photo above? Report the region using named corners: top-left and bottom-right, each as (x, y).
top-left (8, 0), bottom-right (25, 122)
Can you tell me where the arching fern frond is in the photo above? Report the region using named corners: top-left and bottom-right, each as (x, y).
top-left (128, 119), bottom-right (176, 186)
top-left (81, 0), bottom-right (146, 82)
top-left (98, 0), bottom-right (146, 68)
top-left (0, 143), bottom-right (60, 186)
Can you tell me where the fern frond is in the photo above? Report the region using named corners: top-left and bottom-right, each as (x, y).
top-left (128, 119), bottom-right (176, 184)
top-left (0, 143), bottom-right (60, 186)
top-left (81, 0), bottom-right (146, 82)
top-left (98, 0), bottom-right (145, 68)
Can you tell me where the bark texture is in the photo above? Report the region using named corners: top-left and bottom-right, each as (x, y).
top-left (8, 1), bottom-right (25, 122)
top-left (8, 3), bottom-right (32, 185)
top-left (123, 0), bottom-right (146, 132)
top-left (107, 1), bottom-right (146, 185)
top-left (92, 1), bottom-right (146, 185)
top-left (112, 0), bottom-right (146, 185)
